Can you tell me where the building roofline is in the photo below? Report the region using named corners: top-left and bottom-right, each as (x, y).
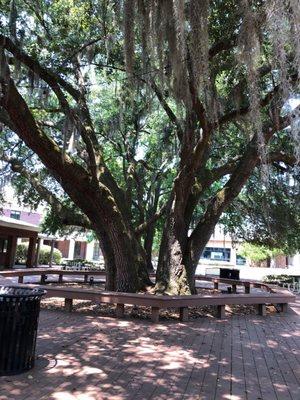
top-left (0, 215), bottom-right (40, 232)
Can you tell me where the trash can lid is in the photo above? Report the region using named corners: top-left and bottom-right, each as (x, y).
top-left (0, 286), bottom-right (46, 298)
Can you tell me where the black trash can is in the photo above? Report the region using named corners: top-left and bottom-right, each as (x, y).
top-left (0, 286), bottom-right (46, 376)
top-left (220, 268), bottom-right (240, 280)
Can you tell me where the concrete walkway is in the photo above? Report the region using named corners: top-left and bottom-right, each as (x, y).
top-left (0, 298), bottom-right (299, 400)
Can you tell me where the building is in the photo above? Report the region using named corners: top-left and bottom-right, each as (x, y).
top-left (1, 184), bottom-right (103, 266)
top-left (0, 215), bottom-right (39, 268)
top-left (199, 225), bottom-right (246, 267)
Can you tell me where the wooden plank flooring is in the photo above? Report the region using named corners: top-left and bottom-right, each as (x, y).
top-left (0, 298), bottom-right (299, 400)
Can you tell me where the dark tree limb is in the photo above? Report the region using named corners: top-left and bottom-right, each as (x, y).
top-left (189, 111), bottom-right (296, 262)
top-left (0, 35), bottom-right (80, 99)
top-left (135, 202), bottom-right (168, 235)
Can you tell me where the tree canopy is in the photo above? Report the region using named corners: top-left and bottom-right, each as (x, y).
top-left (0, 0), bottom-right (299, 294)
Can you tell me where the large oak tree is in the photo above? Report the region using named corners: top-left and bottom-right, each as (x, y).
top-left (0, 0), bottom-right (299, 294)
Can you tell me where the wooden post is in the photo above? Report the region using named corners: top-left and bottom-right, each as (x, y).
top-left (5, 236), bottom-right (17, 268)
top-left (35, 237), bottom-right (41, 267)
top-left (232, 284), bottom-right (237, 294)
top-left (179, 307), bottom-right (189, 322)
top-left (40, 274), bottom-right (47, 284)
top-left (217, 305), bottom-right (225, 319)
top-left (116, 303), bottom-right (125, 318)
top-left (18, 275), bottom-right (24, 283)
top-left (58, 274), bottom-right (63, 283)
top-left (151, 307), bottom-right (160, 323)
top-left (26, 235), bottom-right (37, 268)
top-left (257, 304), bottom-right (266, 316)
top-left (245, 284), bottom-right (250, 294)
top-left (65, 298), bottom-right (73, 312)
top-left (214, 281), bottom-right (219, 290)
top-left (84, 274), bottom-right (88, 283)
top-left (49, 239), bottom-right (55, 267)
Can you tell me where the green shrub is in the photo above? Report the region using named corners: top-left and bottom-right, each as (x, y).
top-left (238, 243), bottom-right (282, 262)
top-left (39, 245), bottom-right (62, 265)
top-left (15, 243), bottom-right (28, 264)
top-left (263, 274), bottom-right (294, 284)
top-left (15, 243), bottom-right (62, 265)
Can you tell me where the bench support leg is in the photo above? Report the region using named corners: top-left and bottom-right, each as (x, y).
top-left (232, 284), bottom-right (237, 294)
top-left (116, 303), bottom-right (125, 318)
top-left (65, 298), bottom-right (73, 312)
top-left (257, 304), bottom-right (266, 316)
top-left (58, 274), bottom-right (63, 283)
top-left (245, 284), bottom-right (250, 294)
top-left (179, 307), bottom-right (189, 322)
top-left (151, 307), bottom-right (160, 323)
top-left (84, 274), bottom-right (88, 283)
top-left (214, 281), bottom-right (219, 290)
top-left (279, 303), bottom-right (288, 313)
top-left (217, 305), bottom-right (225, 319)
top-left (40, 274), bottom-right (47, 284)
top-left (18, 276), bottom-right (24, 283)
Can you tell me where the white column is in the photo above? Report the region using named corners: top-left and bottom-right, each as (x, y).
top-left (68, 239), bottom-right (75, 260)
top-left (230, 247), bottom-right (237, 266)
top-left (291, 253), bottom-right (300, 268)
top-left (85, 241), bottom-right (94, 261)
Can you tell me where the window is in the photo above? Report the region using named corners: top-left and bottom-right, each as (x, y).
top-left (201, 247), bottom-right (231, 262)
top-left (74, 241), bottom-right (82, 259)
top-left (236, 255), bottom-right (246, 265)
top-left (10, 210), bottom-right (21, 220)
top-left (0, 238), bottom-right (8, 253)
top-left (211, 251), bottom-right (224, 260)
top-left (93, 242), bottom-right (101, 260)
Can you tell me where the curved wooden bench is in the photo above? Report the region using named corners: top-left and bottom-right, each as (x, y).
top-left (196, 275), bottom-right (273, 293)
top-left (0, 267), bottom-right (106, 284)
top-left (0, 268), bottom-right (273, 295)
top-left (5, 281), bottom-right (295, 322)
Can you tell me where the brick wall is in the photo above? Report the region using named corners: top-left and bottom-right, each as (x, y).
top-left (56, 240), bottom-right (70, 258)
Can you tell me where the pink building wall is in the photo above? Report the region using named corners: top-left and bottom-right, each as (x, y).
top-left (2, 208), bottom-right (42, 226)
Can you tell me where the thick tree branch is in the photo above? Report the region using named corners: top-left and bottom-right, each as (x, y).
top-left (0, 107), bottom-right (15, 131)
top-left (135, 202), bottom-right (168, 235)
top-left (189, 111), bottom-right (297, 261)
top-left (0, 34), bottom-right (80, 100)
top-left (150, 80), bottom-right (183, 140)
top-left (209, 34), bottom-right (238, 59)
top-left (219, 73), bottom-right (298, 127)
top-left (0, 34), bottom-right (102, 179)
top-left (0, 36), bottom-right (130, 219)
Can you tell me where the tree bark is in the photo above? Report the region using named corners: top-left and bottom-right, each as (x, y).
top-left (144, 224), bottom-right (155, 272)
top-left (156, 204), bottom-right (194, 295)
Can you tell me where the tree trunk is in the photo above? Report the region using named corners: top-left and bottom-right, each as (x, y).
top-left (95, 230), bottom-right (116, 291)
top-left (144, 224), bottom-right (155, 272)
top-left (156, 197), bottom-right (222, 295)
top-left (155, 207), bottom-right (195, 295)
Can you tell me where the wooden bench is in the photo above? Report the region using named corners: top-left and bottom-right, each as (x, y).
top-left (0, 268), bottom-right (271, 296)
top-left (0, 268), bottom-right (106, 284)
top-left (197, 275), bottom-right (273, 294)
top-left (9, 282), bottom-right (295, 322)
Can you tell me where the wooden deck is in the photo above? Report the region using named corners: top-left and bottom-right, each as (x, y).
top-left (0, 296), bottom-right (299, 400)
